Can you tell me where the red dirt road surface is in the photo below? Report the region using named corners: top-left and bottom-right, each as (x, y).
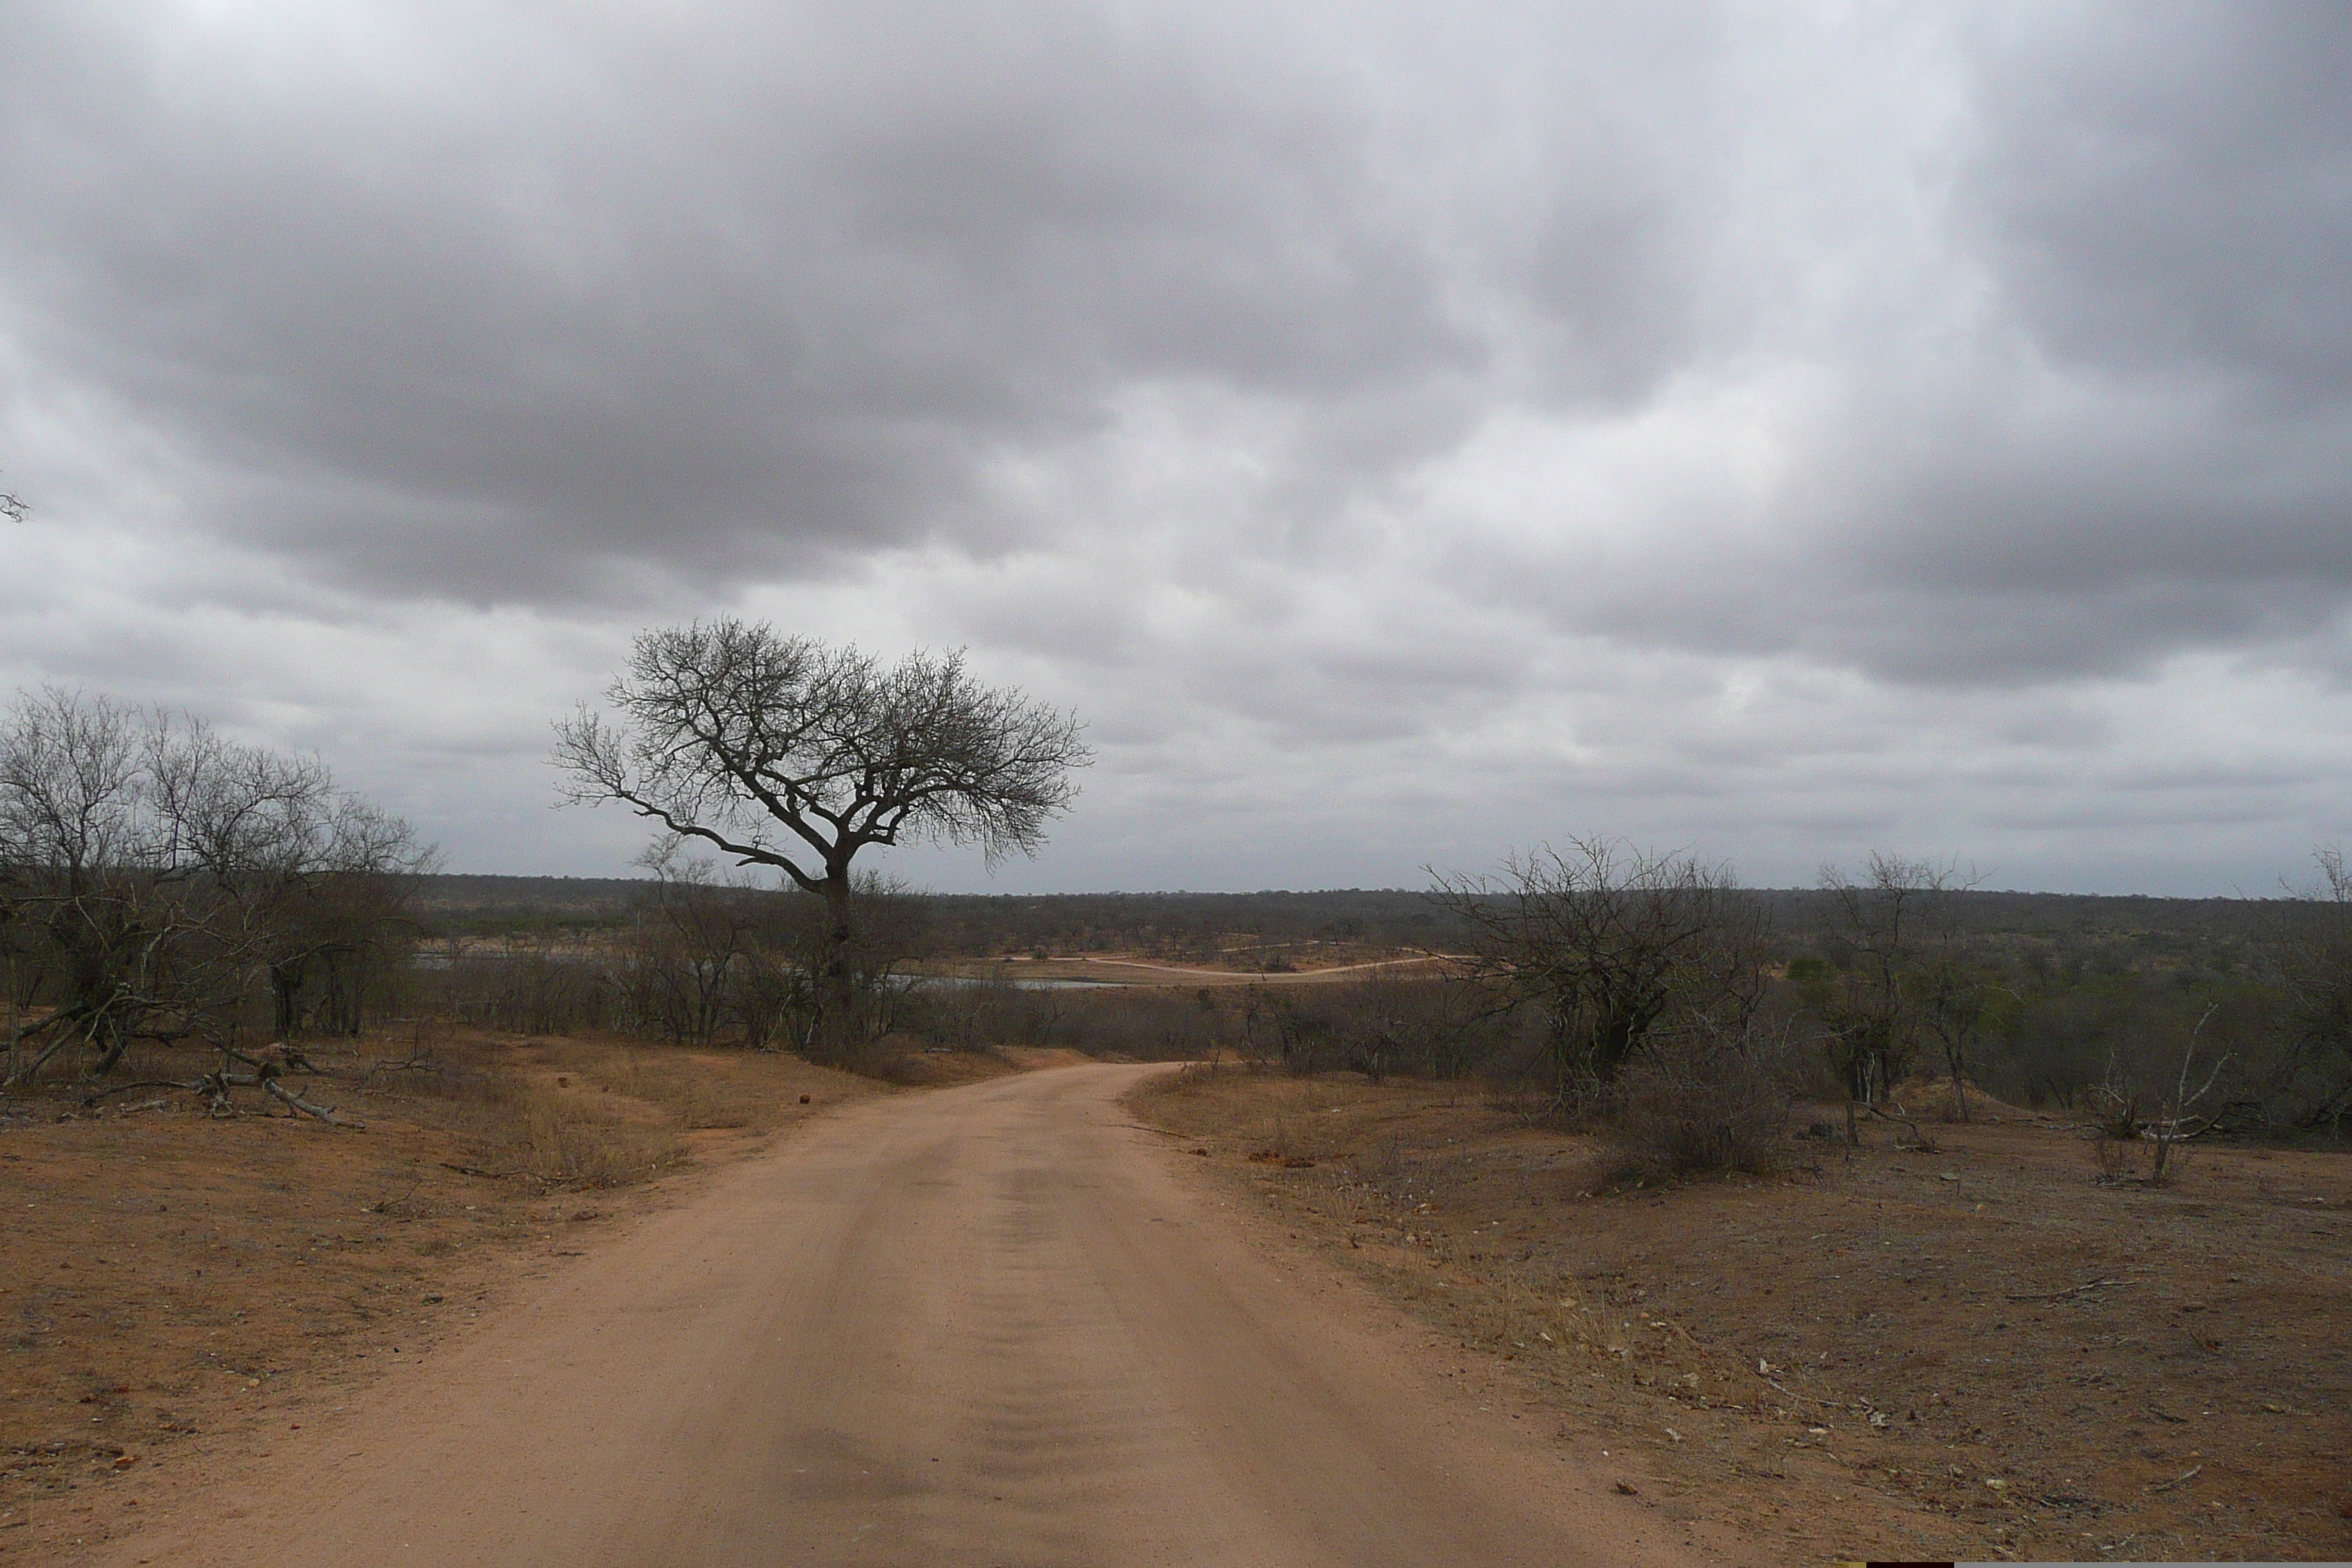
top-left (86, 1064), bottom-right (1730, 1567)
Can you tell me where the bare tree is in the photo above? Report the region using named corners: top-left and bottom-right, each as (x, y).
top-left (144, 718), bottom-right (434, 1036)
top-left (2262, 845), bottom-right (2352, 1134)
top-left (1338, 966), bottom-right (1499, 1082)
top-left (260, 797), bottom-right (436, 1036)
top-left (1, 689), bottom-right (206, 1079)
top-left (591, 848), bottom-right (930, 1052)
top-left (551, 620), bottom-right (1090, 1060)
top-left (1912, 942), bottom-right (2002, 1122)
top-left (1430, 837), bottom-right (1765, 1093)
top-left (0, 687), bottom-right (434, 1085)
top-left (1804, 852), bottom-right (1978, 1137)
top-left (2148, 1007), bottom-right (2231, 1183)
top-left (2090, 1004), bottom-right (2231, 1184)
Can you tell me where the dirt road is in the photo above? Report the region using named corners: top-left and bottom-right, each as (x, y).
top-left (94, 1065), bottom-right (1722, 1567)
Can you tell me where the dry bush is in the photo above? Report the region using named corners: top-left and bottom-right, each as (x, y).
top-left (1604, 1028), bottom-right (1794, 1180)
top-left (904, 974), bottom-right (1079, 1052)
top-left (1061, 987), bottom-right (1219, 1061)
top-left (504, 1080), bottom-right (682, 1187)
top-left (422, 951), bottom-right (619, 1036)
top-left (1237, 973), bottom-right (1507, 1082)
top-left (1463, 1274), bottom-right (1618, 1362)
top-left (2088, 1130), bottom-right (2138, 1183)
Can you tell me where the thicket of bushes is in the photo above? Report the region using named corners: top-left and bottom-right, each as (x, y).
top-left (384, 838), bottom-right (2352, 1178)
top-left (1, 689), bottom-right (434, 1088)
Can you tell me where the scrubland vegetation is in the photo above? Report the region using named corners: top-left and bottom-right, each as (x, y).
top-left (386, 840), bottom-right (2352, 1176)
top-left (1, 687), bottom-right (434, 1108)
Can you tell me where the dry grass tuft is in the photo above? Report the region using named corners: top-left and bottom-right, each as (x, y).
top-left (1137, 1057), bottom-right (1245, 1101)
top-left (507, 1081), bottom-right (684, 1187)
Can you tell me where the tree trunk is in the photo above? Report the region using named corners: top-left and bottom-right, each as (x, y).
top-left (814, 872), bottom-right (859, 1063)
top-left (271, 960), bottom-right (304, 1039)
top-left (1591, 1000), bottom-right (1665, 1083)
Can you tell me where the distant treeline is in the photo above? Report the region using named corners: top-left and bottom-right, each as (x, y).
top-left (414, 877), bottom-right (1474, 957)
top-left (415, 875), bottom-right (2288, 961)
top-left (414, 875), bottom-right (663, 933)
top-left (313, 866), bottom-right (2352, 1143)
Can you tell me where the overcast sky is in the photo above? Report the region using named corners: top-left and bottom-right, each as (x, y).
top-left (2, 2), bottom-right (2348, 894)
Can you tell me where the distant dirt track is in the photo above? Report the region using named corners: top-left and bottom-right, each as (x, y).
top-left (95, 1065), bottom-right (1722, 1567)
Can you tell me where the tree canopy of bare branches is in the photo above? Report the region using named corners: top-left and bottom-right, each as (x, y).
top-left (1430, 837), bottom-right (1766, 1090)
top-left (2265, 846), bottom-right (2352, 1133)
top-left (0, 687), bottom-right (436, 1085)
top-left (551, 619), bottom-right (1089, 1059)
top-left (1800, 851), bottom-right (1978, 1131)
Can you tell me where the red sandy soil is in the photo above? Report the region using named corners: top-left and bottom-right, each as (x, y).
top-left (50, 1064), bottom-right (1727, 1567)
top-left (1, 1030), bottom-right (887, 1562)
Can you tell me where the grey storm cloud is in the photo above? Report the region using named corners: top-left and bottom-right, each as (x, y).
top-left (2, 3), bottom-right (1492, 598)
top-left (1, 0), bottom-right (2348, 892)
top-left (0, 6), bottom-right (1821, 581)
top-left (1967, 2), bottom-right (2352, 398)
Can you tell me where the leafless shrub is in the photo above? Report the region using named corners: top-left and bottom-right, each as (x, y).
top-left (1431, 837), bottom-right (1768, 1090)
top-left (2260, 845), bottom-right (2352, 1136)
top-left (1323, 969), bottom-right (1501, 1081)
top-left (1134, 1057), bottom-right (1233, 1101)
top-left (427, 947), bottom-right (619, 1036)
top-left (996, 984), bottom-right (1218, 1061)
top-left (1603, 1025), bottom-right (1795, 1180)
top-left (2087, 1006), bottom-right (2232, 1184)
top-left (2088, 1130), bottom-right (2137, 1183)
top-left (1805, 851), bottom-right (1976, 1138)
top-left (1212, 971), bottom-right (1509, 1082)
top-left (903, 970), bottom-right (1077, 1052)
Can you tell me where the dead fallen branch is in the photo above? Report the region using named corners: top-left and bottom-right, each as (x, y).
top-left (75, 1054), bottom-right (363, 1128)
top-left (438, 1162), bottom-right (549, 1183)
top-left (263, 1075), bottom-right (363, 1128)
top-left (369, 1049), bottom-right (442, 1072)
top-left (1864, 1101), bottom-right (1936, 1150)
top-left (2005, 1278), bottom-right (2126, 1303)
top-left (1756, 1372), bottom-right (1847, 1410)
